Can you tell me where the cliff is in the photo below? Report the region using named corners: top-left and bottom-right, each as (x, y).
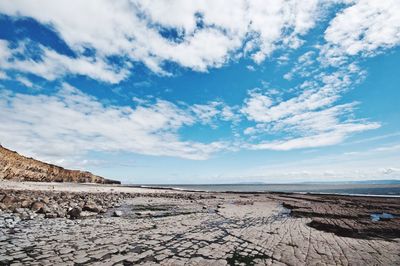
top-left (0, 145), bottom-right (120, 184)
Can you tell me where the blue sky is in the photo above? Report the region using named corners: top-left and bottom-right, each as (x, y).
top-left (0, 0), bottom-right (399, 184)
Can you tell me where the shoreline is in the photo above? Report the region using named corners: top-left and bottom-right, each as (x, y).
top-left (2, 180), bottom-right (400, 198)
top-left (127, 184), bottom-right (400, 198)
top-left (1, 181), bottom-right (400, 265)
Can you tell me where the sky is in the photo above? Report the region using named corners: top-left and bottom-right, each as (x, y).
top-left (0, 0), bottom-right (399, 184)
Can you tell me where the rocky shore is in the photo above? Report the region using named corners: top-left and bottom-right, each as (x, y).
top-left (1, 182), bottom-right (399, 265)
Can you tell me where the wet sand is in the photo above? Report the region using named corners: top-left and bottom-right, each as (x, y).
top-left (1, 181), bottom-right (399, 265)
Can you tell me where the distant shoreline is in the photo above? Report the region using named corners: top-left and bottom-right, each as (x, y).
top-left (126, 184), bottom-right (400, 198)
top-left (1, 180), bottom-right (400, 198)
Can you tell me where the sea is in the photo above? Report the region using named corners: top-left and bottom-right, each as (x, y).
top-left (135, 183), bottom-right (400, 196)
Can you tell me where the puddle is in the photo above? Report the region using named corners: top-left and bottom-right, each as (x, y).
top-left (103, 203), bottom-right (199, 219)
top-left (370, 213), bottom-right (397, 222)
top-left (278, 204), bottom-right (291, 219)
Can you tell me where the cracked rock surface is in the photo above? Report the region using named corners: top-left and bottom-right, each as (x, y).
top-left (1, 185), bottom-right (399, 265)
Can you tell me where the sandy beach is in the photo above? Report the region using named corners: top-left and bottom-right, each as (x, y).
top-left (1, 181), bottom-right (400, 265)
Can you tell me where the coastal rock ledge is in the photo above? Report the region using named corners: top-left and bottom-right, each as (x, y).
top-left (0, 145), bottom-right (120, 184)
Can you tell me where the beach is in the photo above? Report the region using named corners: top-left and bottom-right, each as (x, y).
top-left (1, 181), bottom-right (400, 265)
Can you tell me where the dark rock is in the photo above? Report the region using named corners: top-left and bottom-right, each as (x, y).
top-left (68, 206), bottom-right (82, 219)
top-left (83, 201), bottom-right (102, 213)
top-left (31, 201), bottom-right (45, 212)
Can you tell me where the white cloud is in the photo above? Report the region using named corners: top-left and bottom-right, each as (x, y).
top-left (322, 0), bottom-right (400, 64)
top-left (190, 102), bottom-right (224, 126)
top-left (240, 60), bottom-right (379, 150)
top-left (0, 1), bottom-right (398, 82)
top-left (0, 0), bottom-right (397, 161)
top-left (220, 143), bottom-right (400, 182)
top-left (241, 89), bottom-right (273, 122)
top-left (0, 84), bottom-right (227, 162)
top-left (0, 40), bottom-right (128, 83)
top-left (283, 51), bottom-right (317, 80)
top-left (248, 122), bottom-right (380, 151)
top-left (0, 0), bottom-right (326, 79)
top-left (15, 76), bottom-right (33, 88)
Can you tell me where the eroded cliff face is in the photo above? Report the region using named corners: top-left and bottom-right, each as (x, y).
top-left (0, 145), bottom-right (120, 184)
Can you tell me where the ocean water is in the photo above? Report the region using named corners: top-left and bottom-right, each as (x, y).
top-left (138, 183), bottom-right (400, 196)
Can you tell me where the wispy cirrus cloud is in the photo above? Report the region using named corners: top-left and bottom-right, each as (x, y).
top-left (0, 40), bottom-right (128, 84)
top-left (240, 58), bottom-right (379, 151)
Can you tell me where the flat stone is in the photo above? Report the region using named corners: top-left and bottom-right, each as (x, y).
top-left (74, 257), bottom-right (90, 264)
